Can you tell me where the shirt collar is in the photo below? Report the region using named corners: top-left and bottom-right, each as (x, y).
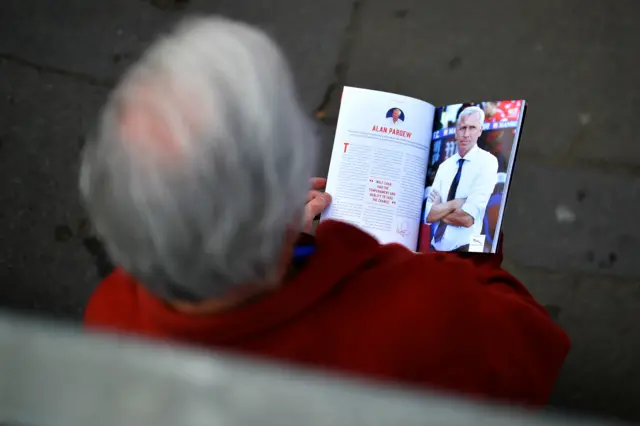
top-left (453, 144), bottom-right (479, 163)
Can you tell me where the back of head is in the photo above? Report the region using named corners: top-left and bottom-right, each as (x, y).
top-left (80, 17), bottom-right (317, 301)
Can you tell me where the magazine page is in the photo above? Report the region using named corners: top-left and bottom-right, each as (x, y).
top-left (321, 86), bottom-right (436, 250)
top-left (417, 100), bottom-right (526, 253)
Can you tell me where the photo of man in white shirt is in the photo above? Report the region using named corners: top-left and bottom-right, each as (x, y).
top-left (386, 108), bottom-right (404, 126)
top-left (424, 106), bottom-right (498, 252)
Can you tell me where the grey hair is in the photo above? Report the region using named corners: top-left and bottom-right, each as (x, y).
top-left (457, 106), bottom-right (485, 125)
top-left (80, 16), bottom-right (317, 301)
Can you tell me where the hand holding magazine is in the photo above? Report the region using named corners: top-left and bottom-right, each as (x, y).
top-left (321, 87), bottom-right (526, 253)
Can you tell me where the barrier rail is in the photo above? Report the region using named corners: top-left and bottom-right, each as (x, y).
top-left (0, 314), bottom-right (622, 426)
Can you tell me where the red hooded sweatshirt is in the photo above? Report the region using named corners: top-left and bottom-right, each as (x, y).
top-left (85, 220), bottom-right (570, 406)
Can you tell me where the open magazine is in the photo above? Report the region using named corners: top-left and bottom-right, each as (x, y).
top-left (321, 86), bottom-right (526, 253)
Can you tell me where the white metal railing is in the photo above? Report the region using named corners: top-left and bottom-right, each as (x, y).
top-left (0, 313), bottom-right (623, 426)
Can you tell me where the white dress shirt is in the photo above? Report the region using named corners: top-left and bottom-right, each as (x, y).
top-left (422, 186), bottom-right (432, 223)
top-left (424, 145), bottom-right (498, 251)
top-left (386, 117), bottom-right (403, 126)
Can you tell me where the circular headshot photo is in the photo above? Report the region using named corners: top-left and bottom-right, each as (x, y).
top-left (386, 107), bottom-right (405, 126)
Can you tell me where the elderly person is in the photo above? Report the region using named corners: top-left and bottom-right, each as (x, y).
top-left (82, 17), bottom-right (569, 407)
top-left (386, 108), bottom-right (403, 125)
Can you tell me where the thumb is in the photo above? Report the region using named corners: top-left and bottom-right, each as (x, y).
top-left (305, 192), bottom-right (332, 220)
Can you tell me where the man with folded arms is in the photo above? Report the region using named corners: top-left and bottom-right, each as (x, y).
top-left (426, 106), bottom-right (498, 252)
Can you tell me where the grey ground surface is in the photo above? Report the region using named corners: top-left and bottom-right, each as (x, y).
top-left (0, 0), bottom-right (638, 421)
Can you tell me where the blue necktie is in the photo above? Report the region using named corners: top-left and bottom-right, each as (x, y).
top-left (433, 159), bottom-right (465, 243)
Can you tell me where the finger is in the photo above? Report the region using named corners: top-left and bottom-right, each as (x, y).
top-left (307, 189), bottom-right (325, 202)
top-left (305, 192), bottom-right (332, 219)
top-left (310, 177), bottom-right (327, 190)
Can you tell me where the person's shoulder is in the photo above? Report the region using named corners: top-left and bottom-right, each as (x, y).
top-left (315, 221), bottom-right (478, 297)
top-left (309, 221), bottom-right (485, 323)
top-left (84, 267), bottom-right (139, 328)
top-left (327, 246), bottom-right (493, 352)
top-left (377, 248), bottom-right (479, 290)
top-left (478, 147), bottom-right (498, 164)
top-left (337, 245), bottom-right (481, 318)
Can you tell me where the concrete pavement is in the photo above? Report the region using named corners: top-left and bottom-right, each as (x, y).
top-left (1, 0), bottom-right (639, 420)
